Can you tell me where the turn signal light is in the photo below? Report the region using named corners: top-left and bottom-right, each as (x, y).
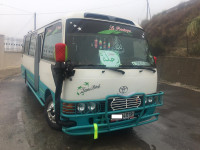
top-left (154, 56), bottom-right (157, 64)
top-left (62, 103), bottom-right (75, 114)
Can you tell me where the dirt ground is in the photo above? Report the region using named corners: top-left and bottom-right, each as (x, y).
top-left (0, 67), bottom-right (21, 80)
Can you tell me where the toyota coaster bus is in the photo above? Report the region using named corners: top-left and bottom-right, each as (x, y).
top-left (21, 12), bottom-right (164, 139)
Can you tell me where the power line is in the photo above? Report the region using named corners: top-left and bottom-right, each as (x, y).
top-left (38, 0), bottom-right (133, 14)
top-left (1, 0), bottom-right (139, 34)
top-left (0, 13), bottom-right (32, 15)
top-left (14, 15), bottom-right (34, 37)
top-left (0, 0), bottom-right (133, 16)
top-left (0, 3), bottom-right (32, 13)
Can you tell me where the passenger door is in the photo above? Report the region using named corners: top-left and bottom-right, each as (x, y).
top-left (34, 34), bottom-right (43, 91)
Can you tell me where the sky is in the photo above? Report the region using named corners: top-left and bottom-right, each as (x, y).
top-left (0, 0), bottom-right (189, 38)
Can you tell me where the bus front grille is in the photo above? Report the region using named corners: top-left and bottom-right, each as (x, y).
top-left (108, 96), bottom-right (142, 111)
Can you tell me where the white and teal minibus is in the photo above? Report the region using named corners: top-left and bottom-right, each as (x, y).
top-left (21, 12), bottom-right (164, 139)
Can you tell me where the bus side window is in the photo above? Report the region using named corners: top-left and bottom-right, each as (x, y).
top-left (22, 37), bottom-right (26, 53)
top-left (42, 22), bottom-right (62, 61)
top-left (29, 34), bottom-right (37, 56)
top-left (38, 33), bottom-right (44, 61)
top-left (24, 35), bottom-right (31, 55)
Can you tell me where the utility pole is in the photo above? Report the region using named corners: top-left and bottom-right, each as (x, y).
top-left (146, 0), bottom-right (151, 20)
top-left (34, 12), bottom-right (36, 30)
top-left (146, 0), bottom-right (148, 20)
top-left (148, 1), bottom-right (151, 19)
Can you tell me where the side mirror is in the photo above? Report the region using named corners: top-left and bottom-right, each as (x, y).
top-left (54, 43), bottom-right (68, 62)
top-left (153, 56), bottom-right (157, 64)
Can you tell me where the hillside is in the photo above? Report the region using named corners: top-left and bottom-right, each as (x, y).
top-left (142, 0), bottom-right (200, 56)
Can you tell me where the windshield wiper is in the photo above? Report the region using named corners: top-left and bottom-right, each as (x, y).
top-left (120, 65), bottom-right (156, 73)
top-left (88, 65), bottom-right (125, 75)
top-left (105, 68), bottom-right (125, 75)
top-left (139, 67), bottom-right (156, 73)
top-left (75, 64), bottom-right (125, 75)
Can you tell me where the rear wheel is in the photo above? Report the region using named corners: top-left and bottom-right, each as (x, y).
top-left (44, 95), bottom-right (61, 130)
top-left (25, 71), bottom-right (27, 84)
top-left (25, 72), bottom-right (30, 90)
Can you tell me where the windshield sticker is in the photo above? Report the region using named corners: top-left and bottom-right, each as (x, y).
top-left (109, 25), bottom-right (132, 33)
top-left (69, 21), bottom-right (82, 32)
top-left (132, 61), bottom-right (150, 66)
top-left (99, 50), bottom-right (121, 67)
top-left (98, 30), bottom-right (122, 35)
top-left (77, 82), bottom-right (100, 96)
top-left (92, 38), bottom-right (111, 50)
top-left (112, 36), bottom-right (124, 53)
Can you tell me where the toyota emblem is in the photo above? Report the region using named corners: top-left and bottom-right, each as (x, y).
top-left (119, 86), bottom-right (128, 94)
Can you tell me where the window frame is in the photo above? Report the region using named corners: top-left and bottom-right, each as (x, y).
top-left (41, 21), bottom-right (63, 62)
top-left (29, 33), bottom-right (37, 57)
top-left (24, 35), bottom-right (31, 55)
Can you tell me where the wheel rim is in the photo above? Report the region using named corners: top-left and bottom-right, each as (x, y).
top-left (47, 101), bottom-right (56, 124)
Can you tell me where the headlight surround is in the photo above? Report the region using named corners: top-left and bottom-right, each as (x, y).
top-left (148, 97), bottom-right (153, 103)
top-left (145, 97), bottom-right (154, 105)
top-left (77, 103), bottom-right (86, 112)
top-left (88, 102), bottom-right (96, 111)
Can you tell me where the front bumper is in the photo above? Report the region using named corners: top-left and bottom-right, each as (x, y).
top-left (61, 91), bottom-right (164, 135)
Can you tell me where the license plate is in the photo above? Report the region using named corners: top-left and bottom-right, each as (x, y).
top-left (111, 111), bottom-right (134, 120)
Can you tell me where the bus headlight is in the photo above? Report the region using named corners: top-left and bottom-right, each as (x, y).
top-left (88, 102), bottom-right (96, 111)
top-left (77, 103), bottom-right (86, 112)
top-left (147, 97), bottom-right (153, 103)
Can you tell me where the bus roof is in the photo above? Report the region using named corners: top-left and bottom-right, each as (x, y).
top-left (60, 12), bottom-right (142, 29)
top-left (27, 12), bottom-right (142, 35)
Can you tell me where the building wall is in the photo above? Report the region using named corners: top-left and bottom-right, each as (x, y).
top-left (0, 35), bottom-right (22, 70)
top-left (157, 56), bottom-right (200, 88)
top-left (4, 36), bottom-right (23, 52)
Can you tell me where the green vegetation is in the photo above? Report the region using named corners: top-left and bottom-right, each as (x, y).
top-left (187, 16), bottom-right (200, 37)
top-left (149, 38), bottom-right (165, 56)
top-left (186, 16), bottom-right (200, 56)
top-left (143, 0), bottom-right (200, 57)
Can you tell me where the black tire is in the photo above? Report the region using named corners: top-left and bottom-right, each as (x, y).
top-left (25, 71), bottom-right (27, 84)
top-left (25, 71), bottom-right (27, 85)
top-left (25, 72), bottom-right (30, 90)
top-left (44, 95), bottom-right (61, 130)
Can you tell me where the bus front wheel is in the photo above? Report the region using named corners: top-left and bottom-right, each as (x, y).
top-left (44, 95), bottom-right (61, 130)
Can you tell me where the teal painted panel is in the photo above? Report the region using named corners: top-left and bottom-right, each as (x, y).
top-left (60, 92), bottom-right (164, 135)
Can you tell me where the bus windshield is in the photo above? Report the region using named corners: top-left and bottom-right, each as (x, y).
top-left (66, 19), bottom-right (154, 68)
